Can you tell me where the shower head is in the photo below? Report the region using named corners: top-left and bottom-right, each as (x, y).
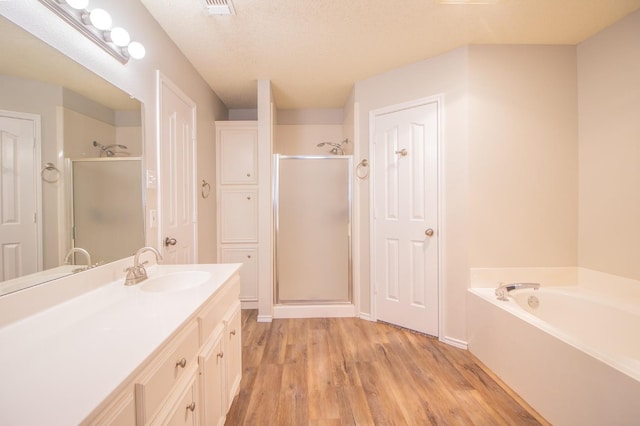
top-left (93, 141), bottom-right (128, 150)
top-left (93, 141), bottom-right (129, 157)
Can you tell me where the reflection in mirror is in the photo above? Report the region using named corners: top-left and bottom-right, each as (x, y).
top-left (0, 16), bottom-right (145, 296)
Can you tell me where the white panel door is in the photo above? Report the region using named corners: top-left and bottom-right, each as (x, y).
top-left (0, 115), bottom-right (38, 281)
top-left (159, 74), bottom-right (197, 264)
top-left (373, 101), bottom-right (439, 336)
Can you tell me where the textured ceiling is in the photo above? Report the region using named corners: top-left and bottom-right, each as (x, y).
top-left (142, 0), bottom-right (640, 109)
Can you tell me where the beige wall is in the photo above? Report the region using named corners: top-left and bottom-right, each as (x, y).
top-left (355, 47), bottom-right (469, 341)
top-left (355, 44), bottom-right (580, 342)
top-left (578, 10), bottom-right (640, 280)
top-left (468, 45), bottom-right (579, 268)
top-left (2, 0), bottom-right (228, 263)
top-left (275, 124), bottom-right (345, 155)
top-left (63, 108), bottom-right (116, 158)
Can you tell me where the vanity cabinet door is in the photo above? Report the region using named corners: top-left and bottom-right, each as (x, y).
top-left (218, 125), bottom-right (258, 185)
top-left (223, 301), bottom-right (242, 409)
top-left (219, 189), bottom-right (258, 243)
top-left (163, 371), bottom-right (199, 426)
top-left (135, 321), bottom-right (199, 424)
top-left (198, 325), bottom-right (226, 426)
top-left (220, 247), bottom-right (258, 303)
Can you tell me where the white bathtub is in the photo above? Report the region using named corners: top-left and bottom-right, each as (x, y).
top-left (468, 285), bottom-right (640, 426)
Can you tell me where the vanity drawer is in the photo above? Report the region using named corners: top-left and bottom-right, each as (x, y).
top-left (135, 320), bottom-right (199, 423)
top-left (198, 274), bottom-right (240, 344)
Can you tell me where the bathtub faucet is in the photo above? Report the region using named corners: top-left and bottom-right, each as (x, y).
top-left (495, 282), bottom-right (540, 301)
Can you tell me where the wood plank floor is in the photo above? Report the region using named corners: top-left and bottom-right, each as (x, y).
top-left (225, 310), bottom-right (548, 425)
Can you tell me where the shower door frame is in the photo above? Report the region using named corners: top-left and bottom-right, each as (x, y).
top-left (66, 156), bottom-right (145, 264)
top-left (273, 154), bottom-right (353, 305)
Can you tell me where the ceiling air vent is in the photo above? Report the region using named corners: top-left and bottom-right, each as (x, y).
top-left (200, 0), bottom-right (236, 15)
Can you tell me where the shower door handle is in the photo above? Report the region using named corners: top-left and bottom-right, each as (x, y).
top-left (164, 237), bottom-right (177, 247)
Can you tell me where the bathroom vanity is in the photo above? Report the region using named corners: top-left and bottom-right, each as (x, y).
top-left (0, 261), bottom-right (242, 425)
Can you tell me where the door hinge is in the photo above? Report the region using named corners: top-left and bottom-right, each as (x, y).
top-left (33, 212), bottom-right (37, 223)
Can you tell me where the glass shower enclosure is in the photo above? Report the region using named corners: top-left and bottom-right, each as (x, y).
top-left (274, 155), bottom-right (352, 304)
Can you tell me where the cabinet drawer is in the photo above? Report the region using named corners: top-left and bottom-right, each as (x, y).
top-left (136, 321), bottom-right (199, 423)
top-left (198, 275), bottom-right (240, 344)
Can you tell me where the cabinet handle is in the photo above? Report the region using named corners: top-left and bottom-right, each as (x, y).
top-left (246, 173), bottom-right (251, 177)
top-left (246, 196), bottom-right (251, 200)
top-left (217, 351), bottom-right (224, 359)
top-left (230, 329), bottom-right (236, 336)
top-left (247, 255), bottom-right (251, 259)
top-left (186, 402), bottom-right (196, 412)
top-left (175, 358), bottom-right (187, 368)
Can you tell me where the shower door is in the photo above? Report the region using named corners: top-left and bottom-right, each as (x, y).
top-left (70, 158), bottom-right (144, 265)
top-left (275, 155), bottom-right (352, 304)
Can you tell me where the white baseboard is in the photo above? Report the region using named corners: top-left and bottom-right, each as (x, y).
top-left (359, 312), bottom-right (374, 322)
top-left (440, 335), bottom-right (468, 350)
top-left (240, 300), bottom-right (258, 310)
top-left (256, 314), bottom-right (272, 323)
top-left (273, 304), bottom-right (356, 319)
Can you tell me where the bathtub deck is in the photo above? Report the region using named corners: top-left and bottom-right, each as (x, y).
top-left (226, 310), bottom-right (548, 425)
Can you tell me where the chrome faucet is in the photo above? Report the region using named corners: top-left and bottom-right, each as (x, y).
top-left (495, 282), bottom-right (540, 301)
top-left (64, 247), bottom-right (92, 272)
top-left (124, 246), bottom-right (163, 286)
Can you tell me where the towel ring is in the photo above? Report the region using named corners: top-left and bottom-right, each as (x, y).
top-left (201, 179), bottom-right (211, 199)
top-left (41, 163), bottom-right (61, 183)
top-left (356, 158), bottom-right (369, 180)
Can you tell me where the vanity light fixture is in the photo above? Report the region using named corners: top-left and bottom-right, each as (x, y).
top-left (37, 0), bottom-right (146, 64)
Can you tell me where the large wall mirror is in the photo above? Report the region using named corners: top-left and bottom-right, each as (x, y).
top-left (0, 16), bottom-right (145, 296)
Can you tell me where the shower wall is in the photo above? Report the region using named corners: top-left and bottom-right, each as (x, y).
top-left (275, 155), bottom-right (352, 304)
top-left (276, 124), bottom-right (346, 155)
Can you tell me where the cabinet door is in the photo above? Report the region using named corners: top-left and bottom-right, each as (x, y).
top-left (220, 189), bottom-right (258, 243)
top-left (198, 325), bottom-right (226, 426)
top-left (220, 247), bottom-right (258, 302)
top-left (223, 302), bottom-right (242, 409)
top-left (164, 372), bottom-right (199, 426)
top-left (218, 127), bottom-right (257, 185)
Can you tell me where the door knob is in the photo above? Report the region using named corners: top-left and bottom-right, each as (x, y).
top-left (164, 237), bottom-right (177, 246)
top-left (425, 229), bottom-right (434, 237)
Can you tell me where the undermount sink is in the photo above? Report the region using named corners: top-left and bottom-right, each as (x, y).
top-left (140, 271), bottom-right (212, 293)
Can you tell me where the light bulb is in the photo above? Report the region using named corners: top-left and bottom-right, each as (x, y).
top-left (127, 41), bottom-right (146, 60)
top-left (89, 9), bottom-right (112, 31)
top-left (62, 0), bottom-right (89, 10)
top-left (108, 27), bottom-right (131, 47)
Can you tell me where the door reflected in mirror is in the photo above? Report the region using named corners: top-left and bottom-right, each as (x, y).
top-left (0, 16), bottom-right (145, 296)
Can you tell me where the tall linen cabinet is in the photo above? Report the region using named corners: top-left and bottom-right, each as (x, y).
top-left (216, 121), bottom-right (260, 308)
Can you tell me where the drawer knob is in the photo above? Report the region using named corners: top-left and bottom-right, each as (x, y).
top-left (187, 402), bottom-right (196, 412)
top-left (246, 196), bottom-right (251, 200)
top-left (246, 173), bottom-right (251, 177)
top-left (176, 358), bottom-right (187, 368)
top-left (230, 329), bottom-right (236, 336)
top-left (217, 351), bottom-right (224, 359)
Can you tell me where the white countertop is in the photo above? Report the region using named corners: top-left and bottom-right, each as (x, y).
top-left (0, 263), bottom-right (241, 426)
